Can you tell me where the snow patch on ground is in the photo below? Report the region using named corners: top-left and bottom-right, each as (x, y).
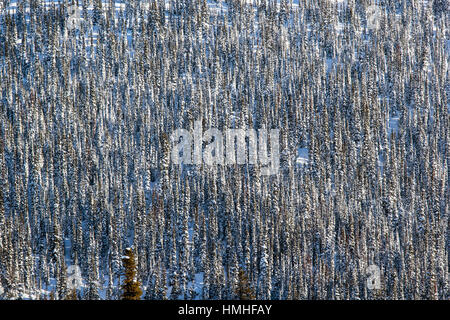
top-left (296, 147), bottom-right (309, 165)
top-left (388, 117), bottom-right (399, 134)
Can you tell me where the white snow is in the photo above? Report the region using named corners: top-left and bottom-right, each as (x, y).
top-left (296, 147), bottom-right (309, 165)
top-left (388, 117), bottom-right (399, 134)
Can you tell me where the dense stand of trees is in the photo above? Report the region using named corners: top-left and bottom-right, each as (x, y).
top-left (0, 0), bottom-right (448, 300)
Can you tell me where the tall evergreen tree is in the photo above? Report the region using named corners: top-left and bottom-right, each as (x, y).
top-left (121, 248), bottom-right (142, 300)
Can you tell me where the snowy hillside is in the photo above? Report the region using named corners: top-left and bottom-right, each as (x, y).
top-left (0, 0), bottom-right (448, 300)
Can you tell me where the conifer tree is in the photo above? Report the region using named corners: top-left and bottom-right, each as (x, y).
top-left (235, 269), bottom-right (255, 300)
top-left (65, 289), bottom-right (78, 300)
top-left (121, 248), bottom-right (142, 300)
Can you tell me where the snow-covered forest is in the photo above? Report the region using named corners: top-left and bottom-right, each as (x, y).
top-left (0, 0), bottom-right (448, 300)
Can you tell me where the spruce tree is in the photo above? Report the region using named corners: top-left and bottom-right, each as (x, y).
top-left (121, 248), bottom-right (142, 300)
top-left (235, 269), bottom-right (255, 300)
